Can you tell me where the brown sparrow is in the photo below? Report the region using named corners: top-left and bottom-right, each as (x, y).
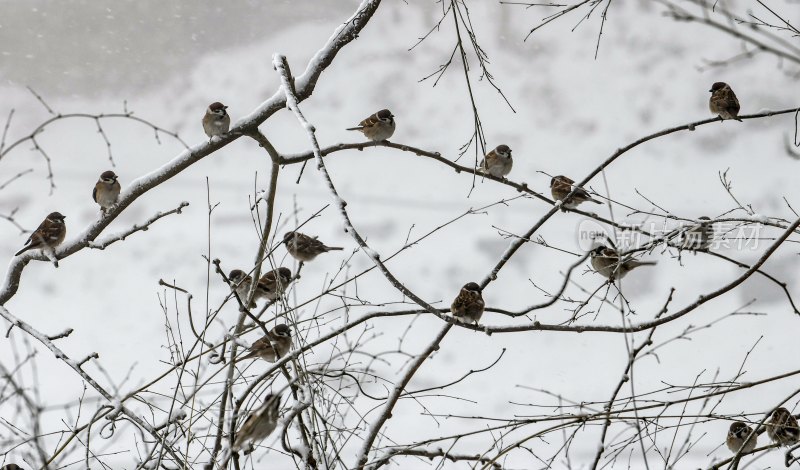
top-left (232, 394), bottom-right (281, 451)
top-left (680, 216), bottom-right (714, 251)
top-left (2, 465), bottom-right (27, 470)
top-left (479, 145), bottom-right (513, 178)
top-left (709, 82), bottom-right (741, 121)
top-left (255, 267), bottom-right (293, 301)
top-left (92, 170), bottom-right (121, 214)
top-left (726, 421), bottom-right (757, 454)
top-left (240, 324), bottom-right (293, 362)
top-left (15, 212), bottom-right (67, 263)
top-left (283, 231), bottom-right (343, 262)
top-left (590, 245), bottom-right (656, 280)
top-left (451, 282), bottom-right (485, 325)
top-left (228, 269), bottom-right (256, 308)
top-left (550, 175), bottom-right (602, 211)
top-left (346, 109), bottom-right (395, 141)
top-left (202, 101), bottom-right (230, 138)
top-left (767, 407), bottom-right (800, 446)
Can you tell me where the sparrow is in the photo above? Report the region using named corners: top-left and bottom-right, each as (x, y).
top-left (232, 394), bottom-right (281, 451)
top-left (2, 465), bottom-right (27, 470)
top-left (283, 231), bottom-right (343, 262)
top-left (590, 245), bottom-right (657, 280)
top-left (15, 212), bottom-right (67, 262)
top-left (680, 216), bottom-right (714, 251)
top-left (228, 269), bottom-right (256, 308)
top-left (709, 82), bottom-right (741, 121)
top-left (450, 282), bottom-right (485, 325)
top-left (726, 421), bottom-right (757, 454)
top-left (766, 407), bottom-right (800, 446)
top-left (346, 109), bottom-right (395, 141)
top-left (479, 145), bottom-right (513, 178)
top-left (92, 170), bottom-right (121, 214)
top-left (202, 101), bottom-right (230, 138)
top-left (255, 267), bottom-right (293, 302)
top-left (550, 175), bottom-right (602, 211)
top-left (240, 324), bottom-right (293, 362)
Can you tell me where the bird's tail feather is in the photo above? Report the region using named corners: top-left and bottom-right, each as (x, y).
top-left (14, 244), bottom-right (32, 257)
top-left (345, 126), bottom-right (363, 131)
top-left (327, 247), bottom-right (344, 251)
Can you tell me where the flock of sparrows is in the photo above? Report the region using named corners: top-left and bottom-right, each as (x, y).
top-left (6, 82), bottom-right (747, 455)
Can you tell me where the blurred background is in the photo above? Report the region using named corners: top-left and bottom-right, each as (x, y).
top-left (1, 0), bottom-right (799, 468)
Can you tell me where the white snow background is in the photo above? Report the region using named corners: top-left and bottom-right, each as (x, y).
top-left (1, 0), bottom-right (799, 468)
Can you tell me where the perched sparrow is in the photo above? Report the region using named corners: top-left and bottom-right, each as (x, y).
top-left (550, 175), bottom-right (602, 211)
top-left (590, 245), bottom-right (656, 280)
top-left (680, 216), bottom-right (714, 251)
top-left (346, 109), bottom-right (395, 141)
top-left (479, 145), bottom-right (513, 178)
top-left (240, 324), bottom-right (293, 362)
top-left (450, 282), bottom-right (485, 325)
top-left (228, 269), bottom-right (255, 308)
top-left (709, 82), bottom-right (741, 121)
top-left (2, 465), bottom-right (27, 470)
top-left (232, 394), bottom-right (281, 451)
top-left (15, 212), bottom-right (67, 262)
top-left (283, 231), bottom-right (343, 262)
top-left (92, 170), bottom-right (121, 214)
top-left (767, 407), bottom-right (800, 446)
top-left (255, 267), bottom-right (293, 301)
top-left (726, 421), bottom-right (757, 454)
top-left (202, 101), bottom-right (230, 138)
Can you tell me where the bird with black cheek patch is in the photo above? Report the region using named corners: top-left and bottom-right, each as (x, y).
top-left (590, 245), bottom-right (656, 280)
top-left (479, 144), bottom-right (513, 178)
top-left (550, 175), bottom-right (602, 211)
top-left (255, 267), bottom-right (293, 302)
top-left (283, 231), bottom-right (343, 262)
top-left (726, 421), bottom-right (757, 454)
top-left (93, 170), bottom-right (121, 214)
top-left (15, 212), bottom-right (67, 266)
top-left (240, 324), bottom-right (293, 362)
top-left (232, 394), bottom-right (282, 451)
top-left (767, 407), bottom-right (800, 446)
top-left (202, 101), bottom-right (230, 138)
top-left (347, 109), bottom-right (395, 141)
top-left (709, 82), bottom-right (741, 122)
top-left (451, 282), bottom-right (485, 325)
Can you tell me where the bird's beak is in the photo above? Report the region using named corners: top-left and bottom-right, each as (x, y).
top-left (224, 106), bottom-right (229, 110)
top-left (708, 89), bottom-right (713, 92)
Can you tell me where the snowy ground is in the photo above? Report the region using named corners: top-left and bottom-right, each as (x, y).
top-left (1, 1), bottom-right (799, 468)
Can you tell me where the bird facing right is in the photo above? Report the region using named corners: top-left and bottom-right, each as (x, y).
top-left (590, 245), bottom-right (657, 281)
top-left (202, 101), bottom-right (231, 138)
top-left (550, 175), bottom-right (602, 211)
top-left (92, 170), bottom-right (121, 214)
top-left (255, 267), bottom-right (293, 301)
top-left (726, 421), bottom-right (757, 454)
top-left (232, 394), bottom-right (282, 451)
top-left (15, 212), bottom-right (67, 263)
top-left (479, 144), bottom-right (513, 178)
top-left (709, 82), bottom-right (741, 121)
top-left (767, 407), bottom-right (800, 446)
top-left (283, 231), bottom-right (343, 262)
top-left (240, 324), bottom-right (293, 362)
top-left (346, 109), bottom-right (395, 141)
top-left (450, 282), bottom-right (485, 325)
